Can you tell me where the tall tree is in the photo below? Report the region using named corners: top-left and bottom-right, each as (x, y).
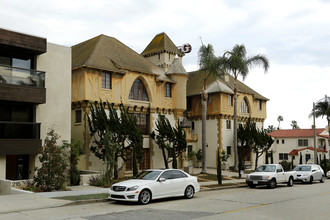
top-left (219, 44), bottom-right (269, 170)
top-left (150, 115), bottom-right (187, 168)
top-left (198, 44), bottom-right (221, 173)
top-left (264, 125), bottom-right (276, 133)
top-left (291, 120), bottom-right (300, 129)
top-left (88, 101), bottom-right (143, 179)
top-left (309, 99), bottom-right (330, 150)
top-left (277, 115), bottom-right (283, 129)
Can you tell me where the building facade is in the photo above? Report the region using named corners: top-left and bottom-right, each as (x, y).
top-left (268, 128), bottom-right (329, 165)
top-left (0, 28), bottom-right (71, 180)
top-left (186, 72), bottom-right (268, 169)
top-left (71, 33), bottom-right (188, 173)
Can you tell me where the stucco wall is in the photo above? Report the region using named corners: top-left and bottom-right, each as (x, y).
top-left (35, 43), bottom-right (71, 168)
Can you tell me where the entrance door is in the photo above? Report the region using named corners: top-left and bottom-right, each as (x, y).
top-left (6, 155), bottom-right (29, 180)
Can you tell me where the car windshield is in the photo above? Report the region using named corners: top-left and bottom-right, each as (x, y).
top-left (255, 165), bottom-right (276, 172)
top-left (133, 170), bottom-right (162, 180)
top-left (293, 166), bottom-right (311, 171)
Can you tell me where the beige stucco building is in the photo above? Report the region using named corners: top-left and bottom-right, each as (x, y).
top-left (71, 33), bottom-right (188, 173)
top-left (186, 72), bottom-right (268, 169)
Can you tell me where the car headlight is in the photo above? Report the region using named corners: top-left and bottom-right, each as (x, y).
top-left (126, 186), bottom-right (139, 191)
top-left (262, 176), bottom-right (270, 180)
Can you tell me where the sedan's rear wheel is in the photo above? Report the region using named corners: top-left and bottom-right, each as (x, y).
top-left (184, 185), bottom-right (195, 199)
top-left (138, 189), bottom-right (151, 205)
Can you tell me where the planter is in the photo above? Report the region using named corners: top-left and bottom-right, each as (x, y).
top-left (184, 166), bottom-right (193, 174)
top-left (194, 161), bottom-right (202, 168)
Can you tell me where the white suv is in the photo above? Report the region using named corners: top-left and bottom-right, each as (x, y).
top-left (293, 164), bottom-right (325, 183)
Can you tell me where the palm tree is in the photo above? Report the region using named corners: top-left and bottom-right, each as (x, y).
top-left (198, 44), bottom-right (220, 174)
top-left (219, 44), bottom-right (269, 170)
top-left (291, 120), bottom-right (300, 129)
top-left (309, 99), bottom-right (330, 150)
top-left (277, 115), bottom-right (283, 129)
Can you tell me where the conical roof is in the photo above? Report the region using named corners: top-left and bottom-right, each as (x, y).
top-left (166, 58), bottom-right (187, 75)
top-left (141, 32), bottom-right (184, 57)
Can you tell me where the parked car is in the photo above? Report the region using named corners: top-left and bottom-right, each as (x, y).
top-left (246, 164), bottom-right (297, 189)
top-left (109, 169), bottom-right (200, 205)
top-left (293, 164), bottom-right (325, 183)
top-left (327, 170), bottom-right (330, 178)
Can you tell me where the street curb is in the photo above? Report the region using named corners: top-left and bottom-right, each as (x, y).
top-left (60, 183), bottom-right (247, 206)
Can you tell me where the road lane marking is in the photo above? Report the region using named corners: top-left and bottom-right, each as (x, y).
top-left (225, 204), bottom-right (268, 213)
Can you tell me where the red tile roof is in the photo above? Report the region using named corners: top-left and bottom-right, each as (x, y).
top-left (268, 128), bottom-right (328, 138)
top-left (289, 147), bottom-right (328, 155)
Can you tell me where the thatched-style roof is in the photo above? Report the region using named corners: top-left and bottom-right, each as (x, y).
top-left (141, 32), bottom-right (184, 57)
top-left (187, 70), bottom-right (268, 101)
top-left (72, 34), bottom-right (164, 76)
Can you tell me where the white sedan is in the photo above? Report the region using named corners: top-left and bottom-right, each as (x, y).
top-left (293, 164), bottom-right (325, 183)
top-left (109, 169), bottom-right (200, 205)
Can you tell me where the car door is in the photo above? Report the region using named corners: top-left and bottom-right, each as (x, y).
top-left (276, 166), bottom-right (286, 182)
top-left (156, 170), bottom-right (176, 198)
top-left (314, 165), bottom-right (322, 180)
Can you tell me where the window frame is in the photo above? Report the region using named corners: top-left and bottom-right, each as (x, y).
top-left (164, 83), bottom-right (172, 98)
top-left (101, 71), bottom-right (112, 89)
top-left (279, 153), bottom-right (288, 160)
top-left (298, 139), bottom-right (309, 147)
top-left (75, 109), bottom-right (82, 124)
top-left (228, 94), bottom-right (233, 106)
top-left (129, 79), bottom-right (149, 101)
top-left (240, 98), bottom-right (249, 113)
top-left (226, 120), bottom-right (231, 129)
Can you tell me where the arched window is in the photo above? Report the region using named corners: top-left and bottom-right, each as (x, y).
top-left (129, 79), bottom-right (149, 101)
top-left (241, 98), bottom-right (249, 113)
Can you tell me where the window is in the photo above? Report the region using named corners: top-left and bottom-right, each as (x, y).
top-left (101, 72), bottom-right (111, 89)
top-left (279, 153), bottom-right (288, 160)
top-left (298, 139), bottom-right (308, 147)
top-left (191, 121), bottom-right (195, 130)
top-left (130, 113), bottom-right (149, 135)
top-left (276, 139), bottom-right (279, 144)
top-left (164, 83), bottom-right (172, 97)
top-left (228, 95), bottom-right (233, 106)
top-left (129, 79), bottom-right (149, 101)
top-left (226, 120), bottom-right (231, 129)
top-left (227, 146), bottom-right (231, 155)
top-left (305, 154), bottom-right (311, 163)
top-left (188, 145), bottom-right (193, 154)
top-left (282, 139), bottom-right (285, 144)
top-left (258, 100), bottom-right (262, 110)
top-left (240, 98), bottom-right (249, 113)
top-left (75, 110), bottom-right (82, 123)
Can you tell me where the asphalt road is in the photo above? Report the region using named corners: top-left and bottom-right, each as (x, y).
top-left (2, 180), bottom-right (330, 219)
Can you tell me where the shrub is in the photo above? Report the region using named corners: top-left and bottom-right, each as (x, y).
top-left (279, 160), bottom-right (291, 171)
top-left (34, 129), bottom-right (68, 192)
top-left (90, 175), bottom-right (108, 187)
top-left (67, 140), bottom-right (85, 186)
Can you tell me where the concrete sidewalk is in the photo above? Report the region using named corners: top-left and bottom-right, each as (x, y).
top-left (0, 169), bottom-right (247, 214)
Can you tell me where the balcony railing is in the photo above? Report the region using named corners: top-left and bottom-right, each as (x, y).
top-left (0, 64), bottom-right (45, 88)
top-left (0, 121), bottom-right (40, 139)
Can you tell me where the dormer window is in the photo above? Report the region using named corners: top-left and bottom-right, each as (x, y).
top-left (165, 83), bottom-right (171, 98)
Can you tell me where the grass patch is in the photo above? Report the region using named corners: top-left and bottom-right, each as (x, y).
top-left (54, 193), bottom-right (108, 201)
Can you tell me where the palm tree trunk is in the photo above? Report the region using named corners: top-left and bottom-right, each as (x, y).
top-left (233, 74), bottom-right (238, 171)
top-left (201, 79), bottom-right (207, 174)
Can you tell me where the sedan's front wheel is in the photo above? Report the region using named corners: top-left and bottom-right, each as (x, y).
top-left (138, 189), bottom-right (151, 205)
top-left (184, 185), bottom-right (195, 199)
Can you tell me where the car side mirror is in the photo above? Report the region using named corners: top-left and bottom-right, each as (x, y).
top-left (159, 177), bottom-right (166, 182)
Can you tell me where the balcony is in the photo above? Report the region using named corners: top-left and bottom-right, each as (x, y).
top-left (0, 121), bottom-right (41, 154)
top-left (0, 65), bottom-right (46, 103)
top-left (0, 64), bottom-right (45, 88)
top-left (0, 121), bottom-right (40, 139)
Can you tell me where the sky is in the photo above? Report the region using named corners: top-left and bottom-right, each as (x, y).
top-left (1, 0), bottom-right (330, 130)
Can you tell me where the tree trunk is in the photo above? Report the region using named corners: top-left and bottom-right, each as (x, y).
top-left (161, 146), bottom-right (169, 169)
top-left (233, 74), bottom-right (238, 171)
top-left (201, 79), bottom-right (208, 174)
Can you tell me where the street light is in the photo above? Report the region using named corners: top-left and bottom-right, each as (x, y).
top-left (313, 95), bottom-right (330, 164)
